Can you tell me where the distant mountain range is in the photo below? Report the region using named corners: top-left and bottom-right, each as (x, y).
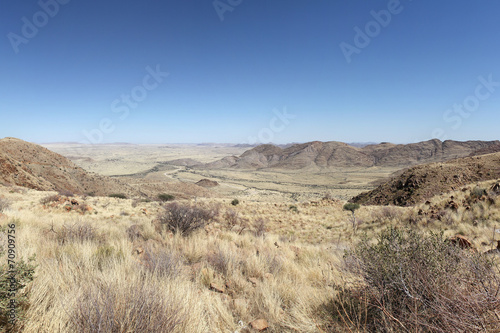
top-left (202, 139), bottom-right (500, 170)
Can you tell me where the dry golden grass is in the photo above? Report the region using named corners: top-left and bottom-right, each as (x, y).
top-left (1, 177), bottom-right (500, 332)
top-left (0, 186), bottom-right (346, 332)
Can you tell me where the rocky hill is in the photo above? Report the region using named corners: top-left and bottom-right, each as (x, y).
top-left (0, 137), bottom-right (139, 196)
top-left (204, 139), bottom-right (500, 170)
top-left (350, 152), bottom-right (500, 206)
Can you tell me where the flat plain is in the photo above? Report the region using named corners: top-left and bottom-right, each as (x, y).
top-left (43, 143), bottom-right (400, 202)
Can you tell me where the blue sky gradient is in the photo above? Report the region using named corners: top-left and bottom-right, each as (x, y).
top-left (1, 0), bottom-right (499, 144)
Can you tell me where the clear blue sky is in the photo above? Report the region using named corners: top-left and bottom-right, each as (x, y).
top-left (1, 0), bottom-right (499, 144)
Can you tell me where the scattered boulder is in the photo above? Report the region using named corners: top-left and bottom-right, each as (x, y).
top-left (446, 200), bottom-right (459, 210)
top-left (249, 319), bottom-right (269, 331)
top-left (209, 282), bottom-right (225, 293)
top-left (232, 298), bottom-right (249, 309)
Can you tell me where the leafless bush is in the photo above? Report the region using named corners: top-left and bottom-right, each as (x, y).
top-left (141, 250), bottom-right (184, 279)
top-left (126, 224), bottom-right (143, 241)
top-left (223, 209), bottom-right (248, 234)
top-left (70, 282), bottom-right (184, 332)
top-left (56, 221), bottom-right (100, 245)
top-left (40, 194), bottom-right (61, 205)
top-left (157, 202), bottom-right (216, 236)
top-left (253, 218), bottom-right (267, 238)
top-left (0, 198), bottom-right (11, 212)
top-left (333, 227), bottom-right (500, 332)
top-left (223, 209), bottom-right (239, 231)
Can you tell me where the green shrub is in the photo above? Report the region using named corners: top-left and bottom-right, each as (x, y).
top-left (0, 228), bottom-right (36, 328)
top-left (343, 202), bottom-right (360, 213)
top-left (157, 193), bottom-right (175, 202)
top-left (289, 205), bottom-right (299, 213)
top-left (108, 193), bottom-right (127, 199)
top-left (231, 199), bottom-right (239, 206)
top-left (334, 227), bottom-right (500, 332)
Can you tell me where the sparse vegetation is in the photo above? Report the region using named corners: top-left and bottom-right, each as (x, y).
top-left (4, 142), bottom-right (500, 332)
top-left (108, 193), bottom-right (127, 199)
top-left (231, 198), bottom-right (239, 206)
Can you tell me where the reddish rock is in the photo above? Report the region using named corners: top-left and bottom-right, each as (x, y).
top-left (448, 235), bottom-right (473, 250)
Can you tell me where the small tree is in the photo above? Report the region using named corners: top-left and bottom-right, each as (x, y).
top-left (343, 203), bottom-right (360, 232)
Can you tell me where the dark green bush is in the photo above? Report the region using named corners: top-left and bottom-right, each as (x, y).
top-left (333, 227), bottom-right (500, 332)
top-left (343, 202), bottom-right (360, 213)
top-left (472, 186), bottom-right (488, 199)
top-left (157, 193), bottom-right (175, 202)
top-left (231, 199), bottom-right (239, 206)
top-left (108, 193), bottom-right (127, 199)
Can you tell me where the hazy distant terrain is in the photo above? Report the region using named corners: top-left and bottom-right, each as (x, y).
top-left (43, 139), bottom-right (500, 202)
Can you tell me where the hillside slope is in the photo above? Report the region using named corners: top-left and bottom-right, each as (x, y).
top-left (204, 139), bottom-right (500, 170)
top-left (0, 137), bottom-right (139, 196)
top-left (350, 152), bottom-right (500, 206)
